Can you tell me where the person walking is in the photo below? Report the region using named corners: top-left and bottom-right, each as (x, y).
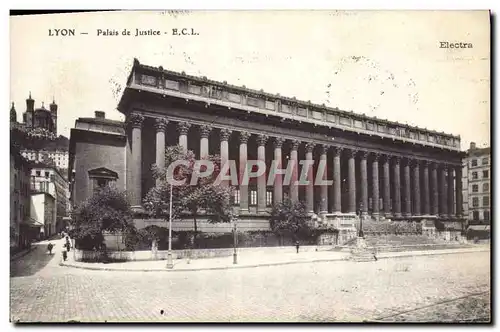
top-left (295, 240), bottom-right (300, 254)
top-left (47, 242), bottom-right (54, 255)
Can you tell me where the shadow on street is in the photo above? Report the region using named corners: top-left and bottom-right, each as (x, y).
top-left (10, 243), bottom-right (58, 277)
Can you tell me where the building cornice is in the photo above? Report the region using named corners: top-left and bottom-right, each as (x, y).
top-left (118, 58), bottom-right (461, 152)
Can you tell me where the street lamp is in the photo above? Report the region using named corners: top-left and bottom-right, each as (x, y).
top-left (233, 214), bottom-right (238, 264)
top-left (166, 182), bottom-right (174, 269)
top-left (358, 203), bottom-right (364, 238)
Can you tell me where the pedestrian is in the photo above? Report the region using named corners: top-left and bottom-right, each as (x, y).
top-left (295, 240), bottom-right (300, 254)
top-left (47, 242), bottom-right (54, 255)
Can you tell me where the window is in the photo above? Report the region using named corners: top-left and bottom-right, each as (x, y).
top-left (96, 178), bottom-right (108, 188)
top-left (250, 190), bottom-right (257, 206)
top-left (472, 172), bottom-right (478, 180)
top-left (483, 170), bottom-right (489, 179)
top-left (482, 196), bottom-right (489, 207)
top-left (36, 171), bottom-right (41, 177)
top-left (266, 190), bottom-right (273, 206)
top-left (482, 157), bottom-right (489, 166)
top-left (45, 171), bottom-right (50, 178)
top-left (232, 190), bottom-right (240, 205)
top-left (484, 210), bottom-right (490, 222)
top-left (472, 184), bottom-right (479, 193)
top-left (472, 197), bottom-right (479, 207)
top-left (473, 211), bottom-right (479, 220)
top-left (483, 183), bottom-right (489, 192)
top-left (471, 159), bottom-right (478, 167)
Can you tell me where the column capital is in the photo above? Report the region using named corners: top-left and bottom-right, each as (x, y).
top-left (392, 155), bottom-right (401, 164)
top-left (370, 152), bottom-right (381, 161)
top-left (401, 157), bottom-right (411, 166)
top-left (358, 150), bottom-right (369, 159)
top-left (239, 131), bottom-right (251, 144)
top-left (346, 148), bottom-right (357, 158)
top-left (178, 121), bottom-right (191, 135)
top-left (429, 161), bottom-right (437, 170)
top-left (199, 125), bottom-right (212, 138)
top-left (127, 113), bottom-right (145, 129)
top-left (333, 146), bottom-right (343, 156)
top-left (220, 128), bottom-right (232, 141)
top-left (318, 144), bottom-right (328, 155)
top-left (257, 134), bottom-right (268, 146)
top-left (290, 139), bottom-right (300, 151)
top-left (273, 136), bottom-right (285, 148)
top-left (154, 118), bottom-right (169, 132)
top-left (305, 142), bottom-right (315, 153)
top-left (409, 159), bottom-right (420, 167)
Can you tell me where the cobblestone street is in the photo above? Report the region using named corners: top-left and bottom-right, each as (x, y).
top-left (10, 239), bottom-right (490, 322)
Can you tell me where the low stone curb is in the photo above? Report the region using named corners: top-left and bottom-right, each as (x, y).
top-left (59, 247), bottom-right (489, 272)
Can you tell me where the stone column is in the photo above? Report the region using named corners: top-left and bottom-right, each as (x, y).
top-left (305, 142), bottom-right (315, 214)
top-left (319, 145), bottom-right (328, 214)
top-left (257, 134), bottom-right (268, 213)
top-left (392, 156), bottom-right (402, 217)
top-left (290, 140), bottom-right (300, 203)
top-left (439, 165), bottom-right (448, 217)
top-left (154, 118), bottom-right (168, 185)
top-left (220, 128), bottom-right (232, 186)
top-left (178, 121), bottom-right (191, 153)
top-left (359, 151), bottom-right (368, 216)
top-left (273, 137), bottom-right (285, 205)
top-left (447, 165), bottom-right (455, 217)
top-left (128, 113), bottom-right (144, 207)
top-left (382, 154), bottom-right (391, 217)
top-left (332, 147), bottom-right (342, 213)
top-left (347, 149), bottom-right (356, 214)
top-left (423, 161), bottom-right (431, 215)
top-left (412, 160), bottom-right (421, 216)
top-left (430, 162), bottom-right (439, 215)
top-left (455, 166), bottom-right (463, 218)
top-left (199, 125), bottom-right (211, 159)
top-left (371, 153), bottom-right (380, 219)
top-left (239, 132), bottom-right (251, 213)
top-left (403, 158), bottom-right (411, 217)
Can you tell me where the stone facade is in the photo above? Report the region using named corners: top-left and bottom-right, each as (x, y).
top-left (112, 59), bottom-right (465, 232)
top-left (462, 142), bottom-right (490, 224)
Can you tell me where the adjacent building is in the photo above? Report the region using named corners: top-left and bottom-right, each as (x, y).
top-left (10, 144), bottom-right (39, 250)
top-left (29, 162), bottom-right (70, 233)
top-left (462, 142), bottom-right (491, 224)
top-left (30, 192), bottom-right (56, 238)
top-left (69, 59), bottom-right (466, 238)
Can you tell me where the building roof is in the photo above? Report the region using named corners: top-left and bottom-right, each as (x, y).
top-left (124, 58), bottom-right (460, 141)
top-left (467, 146), bottom-right (490, 157)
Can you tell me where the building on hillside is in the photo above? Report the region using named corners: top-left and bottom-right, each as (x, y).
top-left (10, 93), bottom-right (58, 134)
top-left (30, 192), bottom-right (56, 238)
top-left (29, 162), bottom-right (70, 233)
top-left (462, 142), bottom-right (491, 224)
top-left (69, 59), bottom-right (466, 241)
top-left (10, 144), bottom-right (40, 250)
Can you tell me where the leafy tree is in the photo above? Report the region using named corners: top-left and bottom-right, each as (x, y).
top-left (270, 199), bottom-right (310, 244)
top-left (71, 186), bottom-right (136, 250)
top-left (144, 145), bottom-right (234, 248)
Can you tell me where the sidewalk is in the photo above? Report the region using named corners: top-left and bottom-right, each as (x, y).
top-left (60, 245), bottom-right (490, 273)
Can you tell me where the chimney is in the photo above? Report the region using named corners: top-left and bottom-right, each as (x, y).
top-left (95, 111), bottom-right (105, 119)
top-left (470, 142), bottom-right (476, 150)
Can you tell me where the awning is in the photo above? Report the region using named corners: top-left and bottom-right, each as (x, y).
top-left (20, 218), bottom-right (43, 228)
top-left (467, 225), bottom-right (490, 231)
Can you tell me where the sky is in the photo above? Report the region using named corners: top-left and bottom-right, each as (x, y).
top-left (10, 10), bottom-right (490, 151)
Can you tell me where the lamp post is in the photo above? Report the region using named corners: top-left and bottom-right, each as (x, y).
top-left (358, 203), bottom-right (364, 238)
top-left (233, 214), bottom-right (238, 264)
top-left (166, 182), bottom-right (174, 269)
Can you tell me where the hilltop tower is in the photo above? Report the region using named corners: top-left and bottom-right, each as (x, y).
top-left (50, 97), bottom-right (58, 135)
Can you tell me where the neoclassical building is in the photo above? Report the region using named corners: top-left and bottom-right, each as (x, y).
top-left (72, 59), bottom-right (466, 235)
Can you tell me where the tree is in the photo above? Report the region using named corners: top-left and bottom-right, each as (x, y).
top-left (71, 186), bottom-right (135, 250)
top-left (144, 145), bottom-right (234, 248)
top-left (270, 199), bottom-right (310, 244)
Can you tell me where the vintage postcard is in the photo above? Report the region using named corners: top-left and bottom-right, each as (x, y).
top-left (9, 10), bottom-right (490, 323)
